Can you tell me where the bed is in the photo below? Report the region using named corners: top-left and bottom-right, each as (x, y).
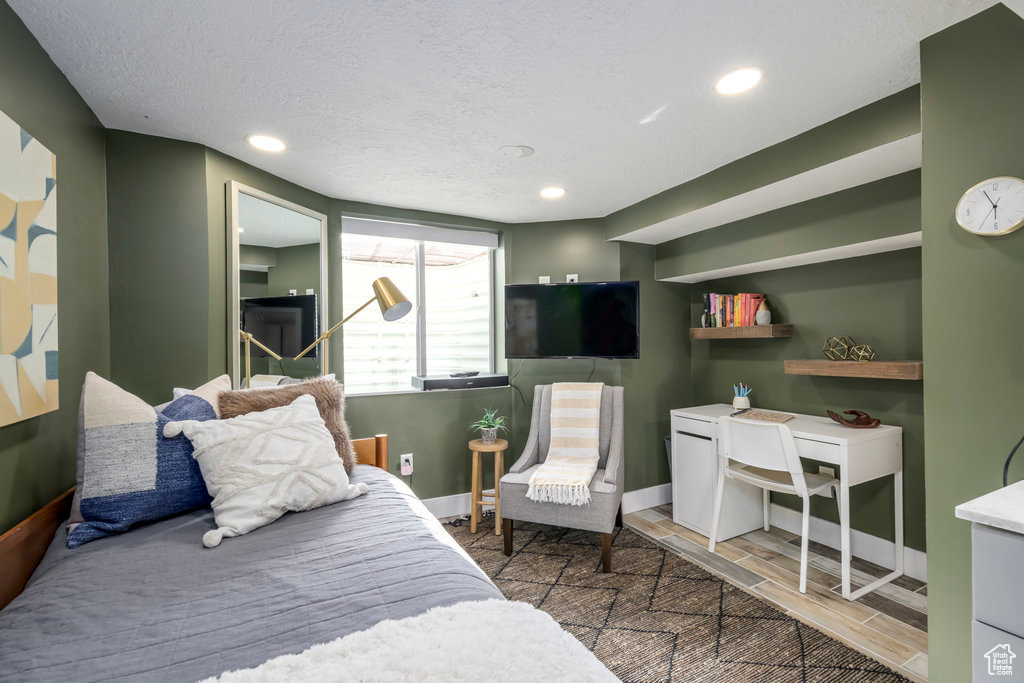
top-left (0, 436), bottom-right (613, 682)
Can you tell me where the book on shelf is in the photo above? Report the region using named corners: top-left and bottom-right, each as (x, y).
top-left (700, 292), bottom-right (767, 327)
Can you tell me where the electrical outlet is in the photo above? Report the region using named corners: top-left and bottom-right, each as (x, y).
top-left (566, 274), bottom-right (579, 283)
top-left (400, 453), bottom-right (413, 476)
top-left (538, 275), bottom-right (550, 284)
top-left (288, 289), bottom-right (297, 296)
top-left (819, 465), bottom-right (835, 478)
top-left (305, 288), bottom-right (314, 295)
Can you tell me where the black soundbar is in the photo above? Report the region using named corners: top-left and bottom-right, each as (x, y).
top-left (412, 373), bottom-right (510, 391)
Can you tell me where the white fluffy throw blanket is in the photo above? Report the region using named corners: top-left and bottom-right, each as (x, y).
top-left (201, 599), bottom-right (615, 683)
top-left (527, 382), bottom-right (603, 506)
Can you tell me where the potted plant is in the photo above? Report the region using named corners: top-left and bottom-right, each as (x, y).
top-left (467, 408), bottom-right (509, 444)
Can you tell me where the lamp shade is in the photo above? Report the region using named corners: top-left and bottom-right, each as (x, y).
top-left (372, 277), bottom-right (412, 322)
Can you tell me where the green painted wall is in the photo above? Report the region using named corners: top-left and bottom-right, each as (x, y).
top-left (346, 387), bottom-right (515, 498)
top-left (605, 86), bottom-right (920, 240)
top-left (239, 270), bottom-right (267, 298)
top-left (502, 219), bottom-right (625, 480)
top-left (656, 171), bottom-right (921, 280)
top-left (106, 131), bottom-right (209, 403)
top-left (502, 220), bottom-right (690, 494)
top-left (0, 2), bottom-right (110, 533)
top-left (691, 248), bottom-right (924, 550)
top-left (267, 243), bottom-right (319, 297)
top-left (920, 5), bottom-right (1024, 680)
top-left (620, 242), bottom-right (692, 491)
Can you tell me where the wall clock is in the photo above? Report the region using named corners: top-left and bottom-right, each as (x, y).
top-left (955, 176), bottom-right (1024, 236)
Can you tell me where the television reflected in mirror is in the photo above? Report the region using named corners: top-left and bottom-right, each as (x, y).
top-left (228, 182), bottom-right (328, 386)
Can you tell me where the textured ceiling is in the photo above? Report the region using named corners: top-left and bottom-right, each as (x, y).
top-left (9, 0), bottom-right (1021, 224)
top-left (238, 192), bottom-right (321, 248)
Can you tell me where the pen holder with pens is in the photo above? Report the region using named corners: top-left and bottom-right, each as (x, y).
top-left (732, 382), bottom-right (752, 410)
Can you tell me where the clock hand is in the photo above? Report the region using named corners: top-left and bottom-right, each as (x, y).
top-left (984, 190), bottom-right (997, 208)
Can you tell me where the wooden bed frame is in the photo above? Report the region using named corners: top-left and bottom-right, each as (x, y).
top-left (0, 434), bottom-right (389, 612)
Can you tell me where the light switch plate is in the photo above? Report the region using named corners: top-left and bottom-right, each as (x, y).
top-left (538, 275), bottom-right (551, 284)
top-left (400, 453), bottom-right (413, 476)
top-left (566, 274), bottom-right (579, 283)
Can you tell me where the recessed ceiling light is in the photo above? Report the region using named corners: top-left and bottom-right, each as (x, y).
top-left (715, 67), bottom-right (763, 95)
top-left (247, 134), bottom-right (286, 152)
top-left (540, 187), bottom-right (566, 199)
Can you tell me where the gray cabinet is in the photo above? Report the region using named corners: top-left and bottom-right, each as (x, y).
top-left (957, 482), bottom-right (1024, 681)
top-left (969, 524), bottom-right (1024, 680)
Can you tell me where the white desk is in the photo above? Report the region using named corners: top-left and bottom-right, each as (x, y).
top-left (670, 404), bottom-right (904, 600)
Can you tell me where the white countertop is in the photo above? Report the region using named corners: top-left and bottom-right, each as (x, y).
top-left (955, 480), bottom-right (1024, 535)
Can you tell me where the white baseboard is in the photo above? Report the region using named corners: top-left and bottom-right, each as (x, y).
top-left (622, 483), bottom-right (672, 514)
top-left (768, 503), bottom-right (927, 582)
top-left (420, 482), bottom-right (671, 520)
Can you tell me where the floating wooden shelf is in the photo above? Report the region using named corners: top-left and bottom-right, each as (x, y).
top-left (690, 324), bottom-right (794, 340)
top-left (784, 360), bottom-right (923, 380)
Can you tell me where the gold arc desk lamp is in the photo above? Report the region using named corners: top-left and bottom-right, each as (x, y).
top-left (293, 276), bottom-right (412, 375)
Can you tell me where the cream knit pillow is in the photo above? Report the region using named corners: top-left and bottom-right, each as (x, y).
top-left (164, 394), bottom-right (368, 547)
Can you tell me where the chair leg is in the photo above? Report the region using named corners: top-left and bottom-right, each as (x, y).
top-left (799, 495), bottom-right (811, 593)
top-left (708, 464), bottom-right (726, 553)
top-left (601, 533), bottom-right (612, 573)
top-left (615, 504), bottom-right (623, 529)
top-left (502, 518), bottom-right (513, 556)
top-left (762, 488), bottom-right (770, 531)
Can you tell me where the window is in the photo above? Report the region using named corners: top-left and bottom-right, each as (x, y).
top-left (341, 218), bottom-right (497, 394)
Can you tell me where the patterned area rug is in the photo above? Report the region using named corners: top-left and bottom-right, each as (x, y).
top-left (446, 518), bottom-right (907, 682)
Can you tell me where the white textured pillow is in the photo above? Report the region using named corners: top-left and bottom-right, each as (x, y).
top-left (164, 394), bottom-right (368, 547)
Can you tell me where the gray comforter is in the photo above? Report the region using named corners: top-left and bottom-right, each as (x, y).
top-left (0, 466), bottom-right (502, 682)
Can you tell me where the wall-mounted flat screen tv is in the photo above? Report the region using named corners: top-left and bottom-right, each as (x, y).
top-left (505, 281), bottom-right (639, 359)
top-left (241, 294), bottom-right (318, 358)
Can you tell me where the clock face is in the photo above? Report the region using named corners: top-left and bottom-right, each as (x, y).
top-left (956, 176), bottom-right (1024, 236)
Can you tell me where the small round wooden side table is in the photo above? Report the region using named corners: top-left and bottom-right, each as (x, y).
top-left (468, 438), bottom-right (507, 535)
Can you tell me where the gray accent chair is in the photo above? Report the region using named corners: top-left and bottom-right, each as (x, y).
top-left (500, 384), bottom-right (625, 572)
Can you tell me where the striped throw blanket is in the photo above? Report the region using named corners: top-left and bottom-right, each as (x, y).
top-left (526, 382), bottom-right (603, 506)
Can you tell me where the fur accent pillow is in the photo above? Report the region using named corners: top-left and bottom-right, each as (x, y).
top-left (217, 377), bottom-right (356, 472)
top-left (164, 394), bottom-right (368, 547)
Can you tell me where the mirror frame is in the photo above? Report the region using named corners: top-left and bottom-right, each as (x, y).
top-left (227, 181), bottom-right (329, 388)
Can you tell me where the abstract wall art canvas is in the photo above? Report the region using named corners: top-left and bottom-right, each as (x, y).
top-left (0, 109), bottom-right (58, 426)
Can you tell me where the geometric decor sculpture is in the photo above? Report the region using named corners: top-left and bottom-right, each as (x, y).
top-left (0, 108), bottom-right (58, 426)
top-left (823, 336), bottom-right (855, 361)
top-left (848, 344), bottom-right (876, 362)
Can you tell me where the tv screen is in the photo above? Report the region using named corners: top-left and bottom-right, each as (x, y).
top-left (505, 281), bottom-right (639, 359)
top-left (241, 294), bottom-right (318, 358)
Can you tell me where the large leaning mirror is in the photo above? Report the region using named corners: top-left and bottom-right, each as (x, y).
top-left (227, 182), bottom-right (328, 389)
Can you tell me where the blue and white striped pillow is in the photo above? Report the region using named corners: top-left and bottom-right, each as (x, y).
top-left (66, 372), bottom-right (230, 548)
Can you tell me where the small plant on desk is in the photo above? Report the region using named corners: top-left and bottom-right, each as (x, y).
top-left (467, 408), bottom-right (509, 444)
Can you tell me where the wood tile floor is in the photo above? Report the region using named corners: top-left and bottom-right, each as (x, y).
top-left (624, 504), bottom-right (928, 682)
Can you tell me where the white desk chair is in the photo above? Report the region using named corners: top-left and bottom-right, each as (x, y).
top-left (709, 415), bottom-right (840, 593)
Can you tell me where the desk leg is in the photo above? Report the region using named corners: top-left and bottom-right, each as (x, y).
top-left (839, 479), bottom-right (852, 600)
top-left (845, 470), bottom-right (906, 601)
